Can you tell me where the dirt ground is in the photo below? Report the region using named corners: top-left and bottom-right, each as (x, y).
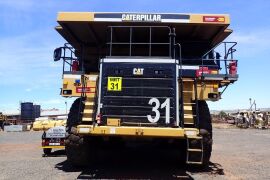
top-left (0, 124), bottom-right (269, 180)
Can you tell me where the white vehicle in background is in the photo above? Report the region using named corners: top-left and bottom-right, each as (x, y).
top-left (41, 126), bottom-right (65, 155)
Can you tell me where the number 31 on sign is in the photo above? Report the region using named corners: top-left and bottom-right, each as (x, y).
top-left (107, 77), bottom-right (122, 91)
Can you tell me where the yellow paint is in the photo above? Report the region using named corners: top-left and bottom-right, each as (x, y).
top-left (42, 146), bottom-right (65, 149)
top-left (61, 74), bottom-right (98, 97)
top-left (211, 70), bottom-right (218, 74)
top-left (213, 84), bottom-right (219, 89)
top-left (218, 17), bottom-right (225, 22)
top-left (57, 12), bottom-right (94, 22)
top-left (76, 125), bottom-right (194, 138)
top-left (107, 118), bottom-right (121, 126)
top-left (63, 80), bottom-right (69, 85)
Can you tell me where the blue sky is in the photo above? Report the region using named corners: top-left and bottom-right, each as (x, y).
top-left (0, 0), bottom-right (270, 114)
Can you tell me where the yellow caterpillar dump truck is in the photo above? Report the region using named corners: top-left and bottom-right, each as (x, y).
top-left (53, 12), bottom-right (238, 167)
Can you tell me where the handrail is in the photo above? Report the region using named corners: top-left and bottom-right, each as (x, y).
top-left (106, 26), bottom-right (173, 57)
top-left (202, 42), bottom-right (237, 60)
top-left (175, 43), bottom-right (184, 127)
top-left (54, 43), bottom-right (79, 77)
top-left (224, 42), bottom-right (237, 59)
top-left (201, 42), bottom-right (237, 76)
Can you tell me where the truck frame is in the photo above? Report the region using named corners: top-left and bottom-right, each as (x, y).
top-left (53, 12), bottom-right (238, 166)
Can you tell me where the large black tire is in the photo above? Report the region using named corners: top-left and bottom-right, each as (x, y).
top-left (198, 100), bottom-right (213, 167)
top-left (66, 97), bottom-right (85, 132)
top-left (65, 97), bottom-right (90, 167)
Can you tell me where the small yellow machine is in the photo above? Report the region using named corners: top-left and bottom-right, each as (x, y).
top-left (0, 112), bottom-right (7, 129)
top-left (53, 12), bottom-right (238, 166)
top-left (33, 119), bottom-right (66, 131)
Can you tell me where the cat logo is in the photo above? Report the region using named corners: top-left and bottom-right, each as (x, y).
top-left (133, 68), bottom-right (144, 75)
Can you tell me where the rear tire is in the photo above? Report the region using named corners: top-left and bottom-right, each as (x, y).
top-left (198, 100), bottom-right (213, 167)
top-left (43, 148), bottom-right (52, 155)
top-left (66, 98), bottom-right (85, 133)
top-left (65, 98), bottom-right (90, 167)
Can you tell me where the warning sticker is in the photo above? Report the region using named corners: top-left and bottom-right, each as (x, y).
top-left (203, 16), bottom-right (225, 23)
top-left (107, 77), bottom-right (122, 91)
top-left (76, 87), bottom-right (95, 93)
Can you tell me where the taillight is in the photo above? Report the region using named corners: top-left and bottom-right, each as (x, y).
top-left (60, 139), bottom-right (65, 146)
top-left (42, 139), bottom-right (45, 146)
top-left (45, 140), bottom-right (49, 146)
top-left (42, 139), bottom-right (49, 146)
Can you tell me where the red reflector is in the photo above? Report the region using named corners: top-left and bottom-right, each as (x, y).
top-left (72, 60), bottom-right (79, 72)
top-left (60, 139), bottom-right (65, 145)
top-left (44, 140), bottom-right (49, 146)
top-left (76, 87), bottom-right (96, 93)
top-left (42, 140), bottom-right (45, 146)
top-left (96, 113), bottom-right (101, 124)
top-left (229, 61), bottom-right (237, 75)
top-left (203, 16), bottom-right (225, 22)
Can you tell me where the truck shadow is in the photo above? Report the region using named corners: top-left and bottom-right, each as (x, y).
top-left (42, 149), bottom-right (66, 157)
top-left (55, 148), bottom-right (224, 179)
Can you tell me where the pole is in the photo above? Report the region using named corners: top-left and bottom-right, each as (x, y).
top-left (65, 101), bottom-right (67, 115)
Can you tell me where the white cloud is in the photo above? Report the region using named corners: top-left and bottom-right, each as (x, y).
top-left (0, 29), bottom-right (63, 87)
top-left (25, 88), bottom-right (32, 92)
top-left (228, 28), bottom-right (270, 58)
top-left (0, 0), bottom-right (34, 11)
top-left (38, 99), bottom-right (62, 105)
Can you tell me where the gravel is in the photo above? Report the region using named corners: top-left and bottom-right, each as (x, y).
top-left (0, 126), bottom-right (269, 179)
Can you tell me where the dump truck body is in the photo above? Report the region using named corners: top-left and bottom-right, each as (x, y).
top-left (53, 12), bottom-right (238, 166)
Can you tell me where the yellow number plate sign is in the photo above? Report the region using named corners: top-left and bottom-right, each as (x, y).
top-left (107, 77), bottom-right (122, 91)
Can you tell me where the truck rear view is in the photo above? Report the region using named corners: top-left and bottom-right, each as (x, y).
top-left (53, 12), bottom-right (238, 167)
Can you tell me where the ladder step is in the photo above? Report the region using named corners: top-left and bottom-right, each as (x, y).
top-left (187, 136), bottom-right (202, 139)
top-left (182, 78), bottom-right (194, 82)
top-left (86, 97), bottom-right (95, 101)
top-left (186, 161), bottom-right (203, 165)
top-left (84, 101), bottom-right (94, 106)
top-left (183, 105), bottom-right (193, 110)
top-left (183, 103), bottom-right (196, 105)
top-left (184, 122), bottom-right (194, 125)
top-left (188, 148), bottom-right (202, 152)
top-left (82, 117), bottom-right (93, 121)
top-left (183, 91), bottom-right (193, 93)
top-left (84, 109), bottom-right (93, 113)
top-left (184, 114), bottom-right (196, 119)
